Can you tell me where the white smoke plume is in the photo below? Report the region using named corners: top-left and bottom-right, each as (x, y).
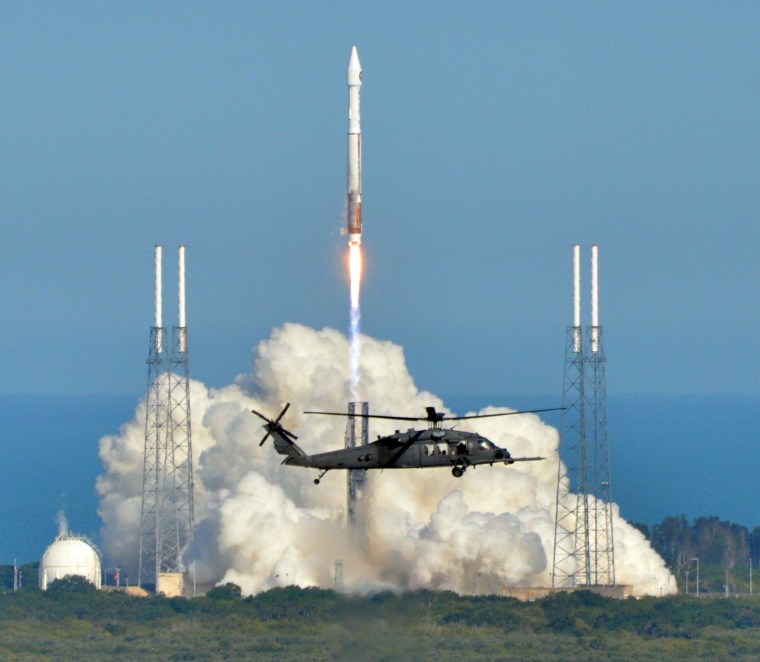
top-left (97, 323), bottom-right (674, 596)
top-left (56, 509), bottom-right (69, 537)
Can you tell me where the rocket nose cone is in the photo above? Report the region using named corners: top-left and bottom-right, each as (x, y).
top-left (347, 46), bottom-right (362, 86)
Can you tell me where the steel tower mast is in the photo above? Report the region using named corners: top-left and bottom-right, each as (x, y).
top-left (552, 244), bottom-right (591, 588)
top-left (138, 246), bottom-right (194, 594)
top-left (139, 245), bottom-right (168, 589)
top-left (587, 244), bottom-right (615, 585)
top-left (552, 244), bottom-right (616, 590)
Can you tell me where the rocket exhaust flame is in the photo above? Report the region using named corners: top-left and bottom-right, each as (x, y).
top-left (349, 245), bottom-right (362, 310)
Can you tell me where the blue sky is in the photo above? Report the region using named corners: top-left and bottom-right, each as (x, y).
top-left (2, 2), bottom-right (760, 397)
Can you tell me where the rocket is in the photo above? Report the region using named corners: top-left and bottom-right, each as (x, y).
top-left (347, 46), bottom-right (362, 246)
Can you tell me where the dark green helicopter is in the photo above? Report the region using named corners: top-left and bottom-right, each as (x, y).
top-left (252, 403), bottom-right (557, 484)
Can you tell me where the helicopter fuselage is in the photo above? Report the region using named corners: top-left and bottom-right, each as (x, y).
top-left (253, 403), bottom-right (547, 483)
top-left (283, 428), bottom-right (512, 470)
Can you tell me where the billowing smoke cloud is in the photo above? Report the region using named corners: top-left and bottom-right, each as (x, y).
top-left (97, 323), bottom-right (674, 596)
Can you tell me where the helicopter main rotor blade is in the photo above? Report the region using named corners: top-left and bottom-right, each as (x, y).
top-left (251, 408), bottom-right (272, 423)
top-left (303, 410), bottom-right (423, 421)
top-left (304, 406), bottom-right (564, 422)
top-left (446, 407), bottom-right (565, 421)
top-left (274, 402), bottom-right (291, 423)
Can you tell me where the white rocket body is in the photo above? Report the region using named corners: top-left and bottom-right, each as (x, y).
top-left (347, 46), bottom-right (362, 246)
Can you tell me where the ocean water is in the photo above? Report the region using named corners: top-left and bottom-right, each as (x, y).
top-left (1, 392), bottom-right (758, 564)
top-left (0, 395), bottom-right (137, 565)
top-left (446, 393), bottom-right (760, 530)
top-left (605, 393), bottom-right (760, 529)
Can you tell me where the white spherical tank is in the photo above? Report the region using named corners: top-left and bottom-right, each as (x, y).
top-left (39, 534), bottom-right (102, 590)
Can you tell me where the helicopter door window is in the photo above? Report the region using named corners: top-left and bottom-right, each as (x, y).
top-left (437, 444), bottom-right (447, 455)
top-left (425, 444), bottom-right (435, 456)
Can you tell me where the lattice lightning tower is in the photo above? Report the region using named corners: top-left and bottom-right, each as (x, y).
top-left (552, 244), bottom-right (590, 588)
top-left (139, 245), bottom-right (195, 592)
top-left (552, 244), bottom-right (615, 589)
top-left (587, 244), bottom-right (615, 585)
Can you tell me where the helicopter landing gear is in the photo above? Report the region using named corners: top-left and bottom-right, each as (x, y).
top-left (452, 466), bottom-right (465, 478)
top-left (314, 469), bottom-right (329, 485)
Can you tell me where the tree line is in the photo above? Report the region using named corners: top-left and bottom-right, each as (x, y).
top-left (633, 515), bottom-right (760, 594)
top-left (1, 578), bottom-right (760, 659)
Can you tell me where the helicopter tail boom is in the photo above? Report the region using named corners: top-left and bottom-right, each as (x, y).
top-left (272, 432), bottom-right (308, 462)
top-left (504, 456), bottom-right (545, 464)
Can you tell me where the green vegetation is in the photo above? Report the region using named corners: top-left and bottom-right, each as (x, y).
top-left (1, 582), bottom-right (760, 660)
top-left (1, 515), bottom-right (758, 659)
top-left (0, 563), bottom-right (38, 594)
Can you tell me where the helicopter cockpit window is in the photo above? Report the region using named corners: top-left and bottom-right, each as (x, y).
top-left (437, 444), bottom-right (448, 455)
top-left (479, 439), bottom-right (495, 450)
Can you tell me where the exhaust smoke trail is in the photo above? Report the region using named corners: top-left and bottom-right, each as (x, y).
top-left (349, 244), bottom-right (362, 400)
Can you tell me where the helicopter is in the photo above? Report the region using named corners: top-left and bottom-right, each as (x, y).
top-left (252, 403), bottom-right (558, 484)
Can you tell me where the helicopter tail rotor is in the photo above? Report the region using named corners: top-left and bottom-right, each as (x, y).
top-left (252, 403), bottom-right (298, 447)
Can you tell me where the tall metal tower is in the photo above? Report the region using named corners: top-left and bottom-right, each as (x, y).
top-left (139, 245), bottom-right (195, 594)
top-left (552, 244), bottom-right (590, 588)
top-left (139, 245), bottom-right (168, 589)
top-left (345, 401), bottom-right (369, 525)
top-left (587, 245), bottom-right (615, 585)
top-left (552, 244), bottom-right (615, 589)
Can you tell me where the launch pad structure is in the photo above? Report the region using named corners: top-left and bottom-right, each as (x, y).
top-left (552, 244), bottom-right (616, 590)
top-left (139, 245), bottom-right (195, 596)
top-left (345, 401), bottom-right (369, 525)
